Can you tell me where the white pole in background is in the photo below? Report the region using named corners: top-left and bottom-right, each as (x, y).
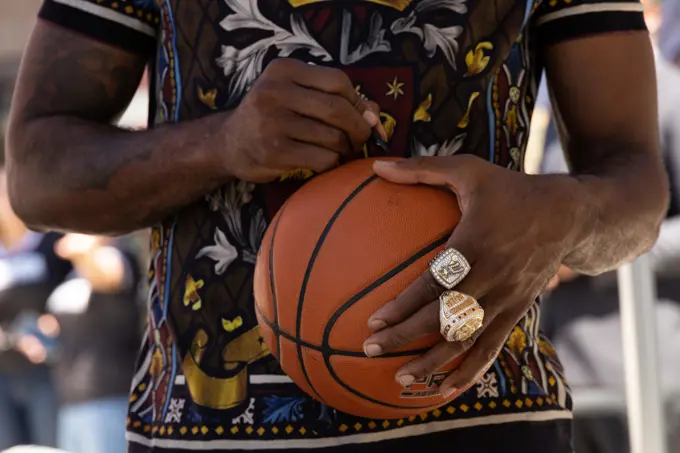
top-left (617, 254), bottom-right (667, 453)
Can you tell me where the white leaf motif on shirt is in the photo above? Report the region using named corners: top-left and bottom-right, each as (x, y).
top-left (196, 228), bottom-right (239, 275)
top-left (476, 372), bottom-right (499, 398)
top-left (412, 133), bottom-right (466, 157)
top-left (245, 207), bottom-right (267, 264)
top-left (232, 398), bottom-right (256, 425)
top-left (339, 10), bottom-right (392, 65)
top-left (205, 181), bottom-right (265, 264)
top-left (164, 398), bottom-right (185, 424)
top-left (218, 0), bottom-right (332, 104)
top-left (390, 0), bottom-right (467, 70)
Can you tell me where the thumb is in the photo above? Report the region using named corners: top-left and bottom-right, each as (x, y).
top-left (363, 100), bottom-right (387, 141)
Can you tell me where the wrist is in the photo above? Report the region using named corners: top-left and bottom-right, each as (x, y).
top-left (192, 111), bottom-right (237, 183)
top-left (534, 173), bottom-right (600, 261)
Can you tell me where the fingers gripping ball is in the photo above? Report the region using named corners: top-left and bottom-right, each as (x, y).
top-left (254, 158), bottom-right (466, 419)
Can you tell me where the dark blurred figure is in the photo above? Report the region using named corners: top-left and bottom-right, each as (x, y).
top-left (46, 233), bottom-right (143, 453)
top-left (0, 165), bottom-right (71, 449)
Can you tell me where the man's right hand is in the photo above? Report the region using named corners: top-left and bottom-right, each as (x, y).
top-left (6, 21), bottom-right (383, 233)
top-left (222, 59), bottom-right (380, 183)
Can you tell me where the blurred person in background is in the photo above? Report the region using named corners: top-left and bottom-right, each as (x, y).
top-left (0, 163), bottom-right (71, 450)
top-left (3, 0), bottom-right (670, 452)
top-left (660, 0), bottom-right (680, 67)
top-left (46, 233), bottom-right (143, 453)
top-left (539, 0), bottom-right (680, 451)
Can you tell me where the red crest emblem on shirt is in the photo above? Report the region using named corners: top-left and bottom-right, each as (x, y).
top-left (343, 66), bottom-right (416, 159)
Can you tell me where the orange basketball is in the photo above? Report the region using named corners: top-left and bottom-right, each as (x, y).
top-left (254, 158), bottom-right (465, 419)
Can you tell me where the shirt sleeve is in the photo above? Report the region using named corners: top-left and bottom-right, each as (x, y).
top-left (38, 0), bottom-right (160, 57)
top-left (533, 0), bottom-right (647, 46)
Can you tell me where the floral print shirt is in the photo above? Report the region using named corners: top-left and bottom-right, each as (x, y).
top-left (40, 0), bottom-right (645, 451)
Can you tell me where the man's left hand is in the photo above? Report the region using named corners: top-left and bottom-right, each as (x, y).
top-left (362, 155), bottom-right (586, 397)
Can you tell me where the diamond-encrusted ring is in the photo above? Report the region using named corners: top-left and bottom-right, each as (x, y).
top-left (439, 290), bottom-right (484, 342)
top-left (429, 247), bottom-right (471, 290)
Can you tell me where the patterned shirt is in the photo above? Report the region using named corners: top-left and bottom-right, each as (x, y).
top-left (39, 0), bottom-right (645, 452)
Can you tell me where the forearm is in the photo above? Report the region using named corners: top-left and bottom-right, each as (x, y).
top-left (7, 113), bottom-right (229, 235)
top-left (556, 144), bottom-right (669, 275)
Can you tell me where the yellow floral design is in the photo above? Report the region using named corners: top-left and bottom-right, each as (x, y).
top-left (538, 338), bottom-right (557, 360)
top-left (183, 275), bottom-right (204, 311)
top-left (151, 228), bottom-right (161, 251)
top-left (190, 329), bottom-right (209, 364)
top-left (150, 347), bottom-right (164, 379)
top-left (198, 86), bottom-right (218, 110)
top-left (279, 168), bottom-right (315, 181)
top-left (386, 77), bottom-right (405, 100)
top-left (222, 316), bottom-right (244, 332)
top-left (457, 92), bottom-right (480, 128)
top-left (380, 112), bottom-right (397, 141)
top-left (507, 326), bottom-right (527, 354)
top-left (413, 94), bottom-right (433, 122)
top-left (505, 105), bottom-right (518, 137)
top-left (464, 42), bottom-right (494, 77)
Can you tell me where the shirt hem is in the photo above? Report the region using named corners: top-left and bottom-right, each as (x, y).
top-left (127, 409), bottom-right (573, 450)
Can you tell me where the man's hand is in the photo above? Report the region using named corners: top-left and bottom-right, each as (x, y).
top-left (222, 59), bottom-right (379, 183)
top-left (361, 31), bottom-right (666, 398)
top-left (14, 314), bottom-right (59, 365)
top-left (16, 335), bottom-right (48, 364)
top-left (361, 156), bottom-right (587, 397)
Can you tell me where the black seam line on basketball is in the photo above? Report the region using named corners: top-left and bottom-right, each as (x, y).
top-left (255, 302), bottom-right (429, 358)
top-left (268, 202), bottom-right (288, 362)
top-left (296, 174), bottom-right (379, 403)
top-left (322, 232), bottom-right (452, 410)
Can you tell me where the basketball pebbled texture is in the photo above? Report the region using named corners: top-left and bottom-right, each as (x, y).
top-left (254, 158), bottom-right (467, 419)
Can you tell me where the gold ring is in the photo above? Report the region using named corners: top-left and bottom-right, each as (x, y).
top-left (429, 247), bottom-right (471, 290)
top-left (439, 290), bottom-right (484, 342)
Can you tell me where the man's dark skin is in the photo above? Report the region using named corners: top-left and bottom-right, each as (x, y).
top-left (5, 22), bottom-right (670, 396)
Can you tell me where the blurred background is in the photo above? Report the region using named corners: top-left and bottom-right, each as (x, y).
top-left (1, 1), bottom-right (680, 453)
top-left (1, 3), bottom-right (149, 453)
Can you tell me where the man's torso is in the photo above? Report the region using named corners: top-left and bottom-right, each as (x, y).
top-left (127, 0), bottom-right (572, 450)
